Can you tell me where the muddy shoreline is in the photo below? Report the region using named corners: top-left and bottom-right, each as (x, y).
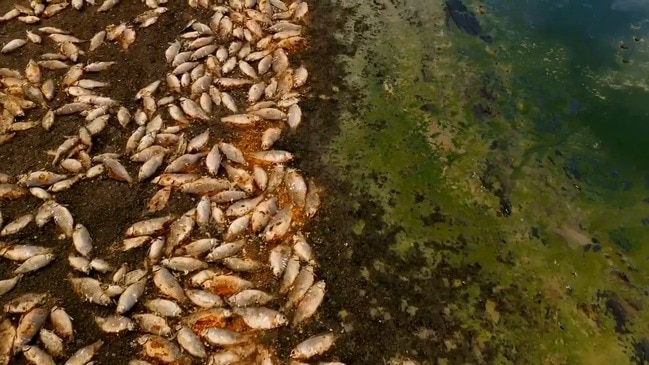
top-left (1, 0), bottom-right (506, 363)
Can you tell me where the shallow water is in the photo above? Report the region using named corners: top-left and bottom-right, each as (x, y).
top-left (319, 0), bottom-right (649, 363)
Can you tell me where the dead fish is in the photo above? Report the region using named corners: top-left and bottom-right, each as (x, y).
top-left (132, 313), bottom-right (172, 336)
top-left (95, 315), bottom-right (135, 333)
top-left (52, 203), bottom-right (74, 237)
top-left (186, 289), bottom-right (223, 308)
top-left (14, 307), bottom-right (49, 353)
top-left (69, 277), bottom-right (111, 306)
top-left (224, 215), bottom-right (250, 241)
top-left (179, 97), bottom-right (209, 120)
top-left (221, 91), bottom-right (238, 112)
top-left (263, 206), bottom-right (292, 242)
top-left (0, 276), bottom-right (21, 296)
top-left (287, 104), bottom-right (303, 130)
top-left (204, 275), bottom-right (253, 296)
top-left (285, 168), bottom-right (307, 207)
top-left (0, 214), bottom-right (33, 236)
top-left (22, 346), bottom-right (54, 365)
top-left (253, 108), bottom-right (287, 122)
top-left (187, 130), bottom-right (209, 152)
top-left (251, 150), bottom-right (293, 164)
top-left (294, 65), bottom-right (308, 87)
top-left (98, 0), bottom-right (120, 12)
top-left (220, 113), bottom-right (260, 125)
top-left (69, 255), bottom-right (91, 274)
top-left (223, 257), bottom-right (263, 272)
top-left (138, 153), bottom-right (165, 181)
top-left (252, 166), bottom-right (268, 191)
top-left (269, 244), bottom-right (291, 277)
top-left (165, 41), bottom-right (181, 63)
top-left (219, 142), bottom-right (246, 164)
top-left (227, 289), bottom-right (273, 307)
top-left (4, 293), bottom-right (47, 314)
top-left (39, 328), bottom-right (64, 358)
top-left (179, 177), bottom-right (229, 195)
top-left (1, 39), bottom-right (27, 54)
top-left (55, 103), bottom-right (89, 115)
top-left (116, 278), bottom-right (147, 314)
top-left (41, 80), bottom-right (55, 100)
top-left (49, 34), bottom-right (83, 44)
top-left (290, 333), bottom-right (335, 360)
top-left (292, 280), bottom-right (326, 326)
top-left (137, 335), bottom-right (180, 363)
top-left (217, 77), bottom-right (253, 89)
top-left (126, 216), bottom-right (174, 237)
top-left (14, 254), bottom-right (55, 274)
top-left (205, 144), bottom-right (222, 176)
top-left (90, 258), bottom-right (112, 273)
top-left (64, 340), bottom-right (103, 365)
top-left (103, 158), bottom-right (133, 183)
top-left (122, 236), bottom-right (152, 251)
top-left (285, 265), bottom-right (314, 309)
top-left (279, 255), bottom-right (301, 294)
top-left (165, 212), bottom-right (195, 255)
top-left (144, 298), bottom-right (183, 317)
top-left (35, 201), bottom-right (56, 227)
top-left (165, 152), bottom-right (206, 173)
top-left (147, 187), bottom-right (172, 212)
top-left (72, 224), bottom-right (93, 257)
top-left (223, 163), bottom-right (254, 193)
top-left (135, 80), bottom-right (161, 100)
top-left (60, 42), bottom-right (79, 62)
top-left (251, 196), bottom-right (278, 232)
top-left (200, 328), bottom-right (247, 346)
top-left (234, 307), bottom-right (287, 329)
top-left (0, 318), bottom-right (15, 365)
top-left (84, 61), bottom-right (116, 72)
top-left (41, 109), bottom-right (55, 131)
top-left (72, 0), bottom-right (84, 10)
top-left (205, 240), bottom-right (245, 262)
top-left (1, 245), bottom-right (52, 261)
top-left (38, 60), bottom-right (69, 70)
top-left (152, 266), bottom-right (187, 302)
top-left (154, 174), bottom-right (200, 187)
top-left (0, 184), bottom-right (28, 201)
top-left (226, 195), bottom-right (265, 217)
top-left (161, 256), bottom-right (207, 273)
top-left (176, 326), bottom-right (207, 358)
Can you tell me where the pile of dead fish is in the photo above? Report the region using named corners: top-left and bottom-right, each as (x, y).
top-left (0, 0), bottom-right (343, 364)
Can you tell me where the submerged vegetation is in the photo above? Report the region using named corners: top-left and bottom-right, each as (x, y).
top-left (324, 0), bottom-right (649, 363)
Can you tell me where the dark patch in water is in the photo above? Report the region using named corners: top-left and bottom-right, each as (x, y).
top-left (634, 336), bottom-right (649, 364)
top-left (610, 228), bottom-right (634, 252)
top-left (473, 103), bottom-right (494, 121)
top-left (445, 0), bottom-right (493, 43)
top-left (569, 99), bottom-right (581, 115)
top-left (480, 161), bottom-right (513, 217)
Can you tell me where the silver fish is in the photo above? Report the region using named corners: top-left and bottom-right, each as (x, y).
top-left (14, 307), bottom-right (49, 353)
top-left (292, 280), bottom-right (326, 326)
top-left (64, 340), bottom-right (103, 365)
top-left (176, 326), bottom-right (207, 358)
top-left (234, 307), bottom-right (287, 329)
top-left (116, 278), bottom-right (147, 314)
top-left (132, 313), bottom-right (171, 336)
top-left (152, 266), bottom-right (187, 302)
top-left (290, 333), bottom-right (335, 360)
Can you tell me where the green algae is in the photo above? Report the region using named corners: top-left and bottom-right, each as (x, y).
top-left (323, 0), bottom-right (649, 363)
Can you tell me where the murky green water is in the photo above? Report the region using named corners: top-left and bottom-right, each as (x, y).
top-left (322, 0), bottom-right (649, 363)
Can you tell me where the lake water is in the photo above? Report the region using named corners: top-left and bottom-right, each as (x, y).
top-left (318, 0), bottom-right (649, 363)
